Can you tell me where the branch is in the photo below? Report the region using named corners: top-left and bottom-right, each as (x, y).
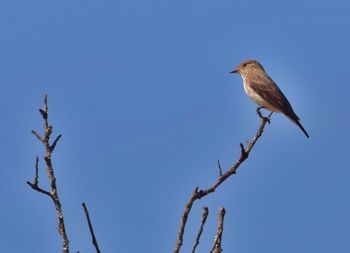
top-left (217, 160), bottom-right (223, 177)
top-left (31, 130), bottom-right (43, 142)
top-left (82, 202), bottom-right (101, 253)
top-left (26, 181), bottom-right (51, 197)
top-left (191, 206), bottom-right (209, 253)
top-left (27, 95), bottom-right (69, 253)
top-left (210, 207), bottom-right (226, 253)
top-left (173, 109), bottom-right (271, 253)
top-left (51, 134), bottom-right (62, 152)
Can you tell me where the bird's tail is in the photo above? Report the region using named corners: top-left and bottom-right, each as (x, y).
top-left (283, 108), bottom-right (309, 138)
top-left (294, 119), bottom-right (309, 138)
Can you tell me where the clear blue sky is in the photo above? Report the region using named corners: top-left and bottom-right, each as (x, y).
top-left (1, 0), bottom-right (349, 252)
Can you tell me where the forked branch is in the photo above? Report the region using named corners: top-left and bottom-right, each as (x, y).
top-left (173, 108), bottom-right (271, 253)
top-left (26, 95), bottom-right (70, 253)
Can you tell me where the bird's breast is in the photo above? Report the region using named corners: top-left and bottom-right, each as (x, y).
top-left (242, 76), bottom-right (253, 96)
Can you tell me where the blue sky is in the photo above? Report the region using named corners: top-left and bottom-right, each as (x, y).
top-left (1, 0), bottom-right (350, 252)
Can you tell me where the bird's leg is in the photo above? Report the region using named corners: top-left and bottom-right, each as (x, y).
top-left (256, 106), bottom-right (272, 124)
top-left (256, 106), bottom-right (265, 118)
top-left (266, 112), bottom-right (273, 124)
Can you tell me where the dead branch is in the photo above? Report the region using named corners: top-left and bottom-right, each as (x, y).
top-left (210, 207), bottom-right (226, 253)
top-left (191, 206), bottom-right (209, 253)
top-left (217, 160), bottom-right (223, 177)
top-left (26, 95), bottom-right (70, 253)
top-left (82, 202), bottom-right (101, 253)
top-left (173, 108), bottom-right (271, 253)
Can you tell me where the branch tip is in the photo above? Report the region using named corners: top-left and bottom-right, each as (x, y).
top-left (34, 156), bottom-right (39, 185)
top-left (44, 94), bottom-right (48, 112)
top-left (194, 187), bottom-right (199, 193)
top-left (191, 206), bottom-right (209, 253)
top-left (239, 143), bottom-right (247, 158)
top-left (82, 202), bottom-right (101, 253)
top-left (31, 130), bottom-right (43, 142)
top-left (39, 108), bottom-right (48, 119)
top-left (210, 207), bottom-right (226, 253)
top-left (217, 159), bottom-right (223, 177)
top-left (50, 134), bottom-right (62, 151)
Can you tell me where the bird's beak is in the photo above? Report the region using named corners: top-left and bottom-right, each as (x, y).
top-left (230, 69), bottom-right (238, 74)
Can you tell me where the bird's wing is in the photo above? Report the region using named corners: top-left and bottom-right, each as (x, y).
top-left (248, 73), bottom-right (299, 120)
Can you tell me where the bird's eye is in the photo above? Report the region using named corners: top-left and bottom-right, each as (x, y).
top-left (242, 63), bottom-right (247, 67)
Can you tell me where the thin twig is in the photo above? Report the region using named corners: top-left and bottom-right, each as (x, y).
top-left (175, 187), bottom-right (198, 251)
top-left (82, 202), bottom-right (101, 253)
top-left (173, 109), bottom-right (272, 253)
top-left (51, 134), bottom-right (62, 152)
top-left (33, 156), bottom-right (39, 186)
top-left (31, 130), bottom-right (43, 142)
top-left (191, 207), bottom-right (209, 253)
top-left (26, 181), bottom-right (51, 196)
top-left (217, 160), bottom-right (223, 177)
top-left (210, 207), bottom-right (226, 253)
top-left (27, 95), bottom-right (69, 253)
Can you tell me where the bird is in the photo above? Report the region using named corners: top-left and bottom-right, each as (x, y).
top-left (230, 59), bottom-right (309, 138)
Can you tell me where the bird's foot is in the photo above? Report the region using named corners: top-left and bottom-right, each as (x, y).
top-left (256, 106), bottom-right (265, 118)
top-left (256, 107), bottom-right (273, 124)
top-left (266, 112), bottom-right (273, 124)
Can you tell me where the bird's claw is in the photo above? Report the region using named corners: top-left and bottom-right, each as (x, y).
top-left (256, 107), bottom-right (273, 124)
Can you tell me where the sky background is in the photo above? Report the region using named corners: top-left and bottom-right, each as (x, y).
top-left (1, 0), bottom-right (350, 252)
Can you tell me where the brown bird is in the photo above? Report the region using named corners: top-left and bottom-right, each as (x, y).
top-left (231, 59), bottom-right (309, 138)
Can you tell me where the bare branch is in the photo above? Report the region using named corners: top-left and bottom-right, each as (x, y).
top-left (173, 111), bottom-right (271, 253)
top-left (39, 108), bottom-right (48, 120)
top-left (50, 134), bottom-right (62, 152)
top-left (210, 207), bottom-right (226, 253)
top-left (27, 95), bottom-right (69, 253)
top-left (26, 156), bottom-right (49, 195)
top-left (33, 156), bottom-right (39, 185)
top-left (175, 187), bottom-right (198, 251)
top-left (191, 206), bottom-right (209, 253)
top-left (239, 143), bottom-right (247, 159)
top-left (82, 202), bottom-right (101, 253)
top-left (31, 130), bottom-right (43, 142)
top-left (26, 181), bottom-right (51, 197)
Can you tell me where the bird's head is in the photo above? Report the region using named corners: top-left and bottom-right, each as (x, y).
top-left (230, 59), bottom-right (265, 76)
